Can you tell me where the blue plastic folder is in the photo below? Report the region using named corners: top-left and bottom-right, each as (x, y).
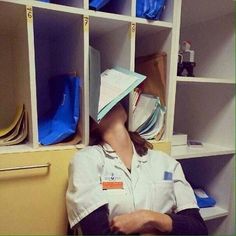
top-left (194, 189), bottom-right (216, 208)
top-left (38, 75), bottom-right (80, 145)
top-left (136, 0), bottom-right (166, 20)
top-left (89, 0), bottom-right (111, 10)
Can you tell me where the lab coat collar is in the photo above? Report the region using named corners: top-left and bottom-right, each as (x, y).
top-left (101, 142), bottom-right (148, 163)
top-left (101, 143), bottom-right (118, 159)
top-left (102, 142), bottom-right (148, 188)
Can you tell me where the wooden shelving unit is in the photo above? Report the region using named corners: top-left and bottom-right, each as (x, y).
top-left (0, 0), bottom-right (234, 234)
top-left (171, 0), bottom-right (235, 234)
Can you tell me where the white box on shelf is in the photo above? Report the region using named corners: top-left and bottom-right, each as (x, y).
top-left (172, 133), bottom-right (188, 146)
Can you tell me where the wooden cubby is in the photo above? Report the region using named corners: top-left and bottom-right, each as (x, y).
top-left (0, 1), bottom-right (34, 150)
top-left (89, 16), bottom-right (132, 71)
top-left (33, 7), bottom-right (87, 148)
top-left (89, 0), bottom-right (133, 16)
top-left (174, 83), bottom-right (235, 148)
top-left (179, 154), bottom-right (234, 233)
top-left (179, 9), bottom-right (234, 80)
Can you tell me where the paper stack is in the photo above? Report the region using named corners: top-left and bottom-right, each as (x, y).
top-left (0, 105), bottom-right (28, 146)
top-left (131, 94), bottom-right (166, 140)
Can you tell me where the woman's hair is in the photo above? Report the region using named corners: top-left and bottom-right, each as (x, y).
top-left (129, 131), bottom-right (153, 156)
top-left (89, 118), bottom-right (153, 156)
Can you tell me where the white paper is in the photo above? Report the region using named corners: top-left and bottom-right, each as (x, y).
top-left (98, 69), bottom-right (137, 111)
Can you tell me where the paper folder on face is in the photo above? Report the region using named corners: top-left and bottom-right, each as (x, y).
top-left (89, 46), bottom-right (146, 123)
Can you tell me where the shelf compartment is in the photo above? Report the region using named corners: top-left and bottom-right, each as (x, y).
top-left (89, 0), bottom-right (132, 16)
top-left (179, 154), bottom-right (234, 225)
top-left (135, 0), bottom-right (174, 24)
top-left (0, 2), bottom-right (35, 150)
top-left (179, 6), bottom-right (234, 79)
top-left (33, 7), bottom-right (87, 147)
top-left (134, 23), bottom-right (172, 139)
top-left (181, 0), bottom-right (234, 27)
top-left (200, 206), bottom-right (228, 221)
top-left (89, 16), bottom-right (132, 71)
top-left (171, 143), bottom-right (235, 160)
top-left (174, 83), bottom-right (235, 148)
top-left (89, 16), bottom-right (132, 131)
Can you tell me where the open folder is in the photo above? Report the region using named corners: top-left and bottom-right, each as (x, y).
top-left (89, 46), bottom-right (146, 122)
top-left (0, 104), bottom-right (28, 146)
top-left (135, 52), bottom-right (167, 106)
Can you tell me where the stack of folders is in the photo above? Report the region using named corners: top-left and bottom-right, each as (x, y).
top-left (0, 104), bottom-right (28, 146)
top-left (131, 94), bottom-right (166, 140)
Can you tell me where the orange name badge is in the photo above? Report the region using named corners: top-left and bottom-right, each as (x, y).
top-left (102, 181), bottom-right (123, 190)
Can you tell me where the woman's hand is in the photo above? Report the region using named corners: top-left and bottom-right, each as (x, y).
top-left (110, 210), bottom-right (149, 234)
top-left (110, 210), bottom-right (172, 234)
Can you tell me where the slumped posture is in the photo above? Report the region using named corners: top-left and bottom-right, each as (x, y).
top-left (66, 104), bottom-right (208, 235)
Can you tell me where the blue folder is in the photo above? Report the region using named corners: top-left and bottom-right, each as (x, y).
top-left (89, 0), bottom-right (111, 10)
top-left (136, 0), bottom-right (166, 20)
top-left (194, 189), bottom-right (216, 208)
top-left (38, 75), bottom-right (80, 145)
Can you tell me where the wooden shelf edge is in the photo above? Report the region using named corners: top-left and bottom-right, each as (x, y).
top-left (134, 17), bottom-right (173, 28)
top-left (171, 143), bottom-right (235, 159)
top-left (88, 10), bottom-right (132, 22)
top-left (0, 143), bottom-right (85, 155)
top-left (200, 206), bottom-right (229, 221)
top-left (0, 144), bottom-right (34, 155)
top-left (177, 76), bottom-right (235, 84)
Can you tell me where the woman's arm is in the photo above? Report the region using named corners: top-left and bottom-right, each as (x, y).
top-left (167, 208), bottom-right (208, 235)
top-left (77, 206), bottom-right (208, 235)
top-left (110, 208), bottom-right (208, 235)
top-left (78, 204), bottom-right (113, 235)
top-left (110, 209), bottom-right (172, 234)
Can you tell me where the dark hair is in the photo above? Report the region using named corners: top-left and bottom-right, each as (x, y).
top-left (128, 131), bottom-right (153, 156)
top-left (89, 118), bottom-right (153, 156)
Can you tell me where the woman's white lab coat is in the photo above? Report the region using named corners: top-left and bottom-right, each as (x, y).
top-left (66, 143), bottom-right (198, 228)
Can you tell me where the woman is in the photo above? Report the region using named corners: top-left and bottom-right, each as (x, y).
top-left (66, 103), bottom-right (208, 235)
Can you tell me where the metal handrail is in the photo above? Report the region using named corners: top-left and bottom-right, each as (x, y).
top-left (0, 163), bottom-right (51, 172)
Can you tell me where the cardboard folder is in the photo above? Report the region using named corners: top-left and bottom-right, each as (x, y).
top-left (135, 52), bottom-right (167, 106)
